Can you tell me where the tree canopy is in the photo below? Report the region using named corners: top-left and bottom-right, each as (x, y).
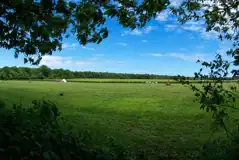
top-left (173, 0), bottom-right (239, 134)
top-left (1, 0), bottom-right (238, 68)
top-left (171, 0), bottom-right (239, 70)
top-left (0, 0), bottom-right (169, 64)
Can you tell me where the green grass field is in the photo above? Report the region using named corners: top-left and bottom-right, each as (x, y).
top-left (68, 78), bottom-right (176, 83)
top-left (40, 78), bottom-right (238, 84)
top-left (0, 80), bottom-right (235, 159)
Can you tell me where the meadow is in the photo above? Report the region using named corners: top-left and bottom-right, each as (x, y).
top-left (0, 80), bottom-right (234, 159)
top-left (41, 78), bottom-right (238, 84)
top-left (68, 78), bottom-right (176, 83)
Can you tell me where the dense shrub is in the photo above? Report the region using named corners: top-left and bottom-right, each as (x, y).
top-left (0, 99), bottom-right (5, 109)
top-left (0, 100), bottom-right (128, 160)
top-left (200, 134), bottom-right (239, 160)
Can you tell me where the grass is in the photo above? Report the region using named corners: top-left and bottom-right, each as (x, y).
top-left (68, 78), bottom-right (175, 83)
top-left (0, 80), bottom-right (236, 159)
top-left (60, 78), bottom-right (237, 83)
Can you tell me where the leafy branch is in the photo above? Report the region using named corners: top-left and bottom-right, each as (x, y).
top-left (0, 0), bottom-right (170, 64)
top-left (176, 54), bottom-right (239, 135)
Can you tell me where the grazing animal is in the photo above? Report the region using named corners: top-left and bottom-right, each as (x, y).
top-left (166, 80), bottom-right (171, 86)
top-left (60, 93), bottom-right (64, 96)
top-left (128, 123), bottom-right (136, 132)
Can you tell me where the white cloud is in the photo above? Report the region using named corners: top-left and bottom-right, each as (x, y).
top-left (88, 54), bottom-right (105, 61)
top-left (131, 29), bottom-right (142, 35)
top-left (62, 43), bottom-right (79, 49)
top-left (165, 24), bottom-right (179, 31)
top-left (165, 22), bottom-right (219, 40)
top-left (182, 24), bottom-right (203, 32)
top-left (170, 0), bottom-right (183, 7)
top-left (155, 0), bottom-right (184, 22)
top-left (40, 56), bottom-right (69, 67)
top-left (116, 61), bottom-right (126, 64)
top-left (156, 0), bottom-right (236, 41)
top-left (116, 42), bottom-right (127, 46)
top-left (196, 45), bottom-right (205, 49)
top-left (144, 26), bottom-right (157, 33)
top-left (145, 52), bottom-right (210, 62)
top-left (180, 48), bottom-right (187, 51)
top-left (82, 46), bottom-right (95, 50)
top-left (181, 22), bottom-right (219, 40)
top-left (72, 43), bottom-right (78, 47)
top-left (200, 30), bottom-right (218, 40)
top-left (64, 60), bottom-right (72, 65)
top-left (188, 34), bottom-right (196, 39)
top-left (168, 53), bottom-right (206, 62)
top-left (156, 11), bottom-right (170, 21)
top-left (75, 61), bottom-right (93, 65)
top-left (89, 57), bottom-right (99, 61)
top-left (185, 21), bottom-right (205, 25)
top-left (139, 53), bottom-right (148, 56)
top-left (122, 26), bottom-right (157, 36)
top-left (157, 3), bottom-right (221, 40)
top-left (122, 29), bottom-right (142, 36)
top-left (112, 1), bottom-right (122, 7)
top-left (60, 43), bottom-right (97, 51)
top-left (151, 53), bottom-right (163, 57)
top-left (40, 56), bottom-right (93, 68)
top-left (141, 40), bottom-right (148, 43)
top-left (93, 54), bottom-right (104, 57)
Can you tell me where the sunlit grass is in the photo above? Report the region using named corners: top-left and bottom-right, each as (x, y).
top-left (1, 80), bottom-right (237, 159)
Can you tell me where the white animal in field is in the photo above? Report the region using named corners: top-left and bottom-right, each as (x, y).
top-left (61, 79), bottom-right (67, 83)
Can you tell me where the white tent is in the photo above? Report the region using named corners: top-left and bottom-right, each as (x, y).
top-left (61, 79), bottom-right (67, 83)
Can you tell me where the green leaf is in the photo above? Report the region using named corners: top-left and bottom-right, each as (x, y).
top-left (43, 152), bottom-right (51, 160)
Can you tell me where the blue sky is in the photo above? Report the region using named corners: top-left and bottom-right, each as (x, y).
top-left (0, 0), bottom-right (234, 76)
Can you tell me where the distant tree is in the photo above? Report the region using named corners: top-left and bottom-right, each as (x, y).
top-left (39, 65), bottom-right (51, 78)
top-left (0, 65), bottom-right (179, 80)
top-left (0, 71), bottom-right (8, 80)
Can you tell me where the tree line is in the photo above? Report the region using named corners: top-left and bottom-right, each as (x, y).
top-left (1, 65), bottom-right (236, 81)
top-left (0, 65), bottom-right (180, 80)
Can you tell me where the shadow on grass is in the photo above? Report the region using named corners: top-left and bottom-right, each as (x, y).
top-left (60, 103), bottom-right (213, 160)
